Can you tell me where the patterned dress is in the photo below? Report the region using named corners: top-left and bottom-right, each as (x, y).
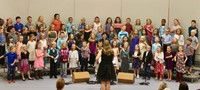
top-left (176, 52), bottom-right (186, 73)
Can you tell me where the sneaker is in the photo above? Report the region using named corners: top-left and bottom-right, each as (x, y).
top-left (8, 80), bottom-right (11, 83)
top-left (137, 75), bottom-right (140, 79)
top-left (12, 80), bottom-right (15, 83)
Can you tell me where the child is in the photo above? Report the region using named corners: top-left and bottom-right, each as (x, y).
top-left (69, 44), bottom-right (79, 77)
top-left (7, 27), bottom-right (18, 43)
top-left (58, 24), bottom-right (68, 40)
top-left (139, 36), bottom-right (148, 58)
top-left (162, 28), bottom-right (172, 53)
top-left (174, 46), bottom-right (188, 82)
top-left (142, 45), bottom-right (152, 80)
top-left (144, 19), bottom-right (153, 45)
top-left (154, 46), bottom-right (164, 80)
top-left (171, 19), bottom-right (181, 37)
top-left (71, 25), bottom-right (78, 35)
top-left (152, 37), bottom-right (161, 54)
top-left (134, 19), bottom-right (143, 37)
top-left (20, 45), bottom-right (33, 81)
top-left (158, 19), bottom-right (167, 37)
top-left (188, 20), bottom-right (198, 38)
top-left (118, 25), bottom-right (129, 41)
top-left (34, 42), bottom-right (45, 80)
top-left (189, 30), bottom-right (199, 65)
top-left (51, 13), bottom-right (62, 32)
top-left (88, 33), bottom-right (97, 67)
top-left (165, 46), bottom-right (175, 81)
top-left (171, 38), bottom-right (179, 53)
top-left (108, 26), bottom-right (116, 41)
top-left (39, 33), bottom-right (48, 69)
top-left (142, 29), bottom-right (150, 45)
top-left (5, 18), bottom-right (14, 34)
top-left (132, 44), bottom-right (141, 79)
top-left (130, 29), bottom-right (139, 54)
top-left (21, 27), bottom-right (29, 44)
top-left (152, 29), bottom-right (159, 44)
top-left (28, 25), bottom-right (37, 39)
top-left (95, 40), bottom-right (103, 76)
top-left (84, 24), bottom-right (92, 42)
top-left (120, 36), bottom-right (129, 49)
top-left (27, 35), bottom-right (36, 68)
top-left (80, 41), bottom-right (91, 71)
top-left (96, 26), bottom-right (103, 41)
top-left (57, 32), bottom-right (67, 49)
top-left (66, 17), bottom-right (76, 36)
top-left (67, 34), bottom-right (76, 50)
top-left (6, 36), bottom-right (15, 52)
top-left (184, 38), bottom-right (194, 75)
top-left (14, 16), bottom-right (23, 34)
top-left (104, 17), bottom-right (112, 33)
top-left (112, 40), bottom-right (120, 72)
top-left (47, 42), bottom-right (59, 78)
top-left (59, 42), bottom-right (69, 78)
top-left (174, 29), bottom-right (184, 45)
top-left (0, 46), bottom-right (17, 83)
top-left (78, 18), bottom-right (86, 32)
top-left (119, 42), bottom-right (130, 72)
top-left (37, 25), bottom-right (47, 40)
top-left (36, 16), bottom-right (47, 31)
top-left (125, 18), bottom-right (133, 34)
top-left (92, 16), bottom-right (102, 34)
top-left (47, 24), bottom-right (57, 46)
top-left (56, 78), bottom-right (65, 90)
top-left (110, 34), bottom-right (121, 47)
top-left (113, 17), bottom-right (122, 34)
top-left (0, 27), bottom-right (6, 66)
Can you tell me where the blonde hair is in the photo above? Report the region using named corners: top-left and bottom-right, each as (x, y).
top-left (51, 42), bottom-right (56, 46)
top-left (103, 40), bottom-right (113, 56)
top-left (191, 29), bottom-right (197, 34)
top-left (88, 33), bottom-right (97, 41)
top-left (61, 42), bottom-right (67, 49)
top-left (21, 44), bottom-right (27, 52)
top-left (158, 82), bottom-right (167, 90)
top-left (56, 78), bottom-right (65, 90)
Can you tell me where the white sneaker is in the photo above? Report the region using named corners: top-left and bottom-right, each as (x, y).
top-left (137, 75), bottom-right (140, 79)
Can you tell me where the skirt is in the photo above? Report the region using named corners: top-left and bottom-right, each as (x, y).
top-left (120, 57), bottom-right (130, 72)
top-left (112, 57), bottom-right (119, 67)
top-left (19, 59), bottom-right (30, 72)
top-left (34, 58), bottom-right (44, 70)
top-left (69, 58), bottom-right (78, 69)
top-left (97, 64), bottom-right (116, 81)
top-left (132, 59), bottom-right (141, 69)
top-left (154, 62), bottom-right (164, 75)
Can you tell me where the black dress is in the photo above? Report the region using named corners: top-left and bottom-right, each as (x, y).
top-left (97, 51), bottom-right (116, 81)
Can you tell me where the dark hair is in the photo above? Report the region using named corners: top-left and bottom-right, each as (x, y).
top-left (114, 17), bottom-right (121, 23)
top-left (105, 17), bottom-right (112, 25)
top-left (191, 20), bottom-right (196, 23)
top-left (27, 16), bottom-right (32, 20)
top-left (68, 17), bottom-right (73, 21)
top-left (60, 24), bottom-right (65, 30)
top-left (0, 18), bottom-right (4, 26)
top-left (54, 13), bottom-right (60, 19)
top-left (126, 18), bottom-right (131, 21)
top-left (162, 19), bottom-right (166, 22)
top-left (187, 38), bottom-right (192, 42)
top-left (179, 82), bottom-right (189, 90)
top-left (142, 29), bottom-right (148, 35)
top-left (16, 16), bottom-right (21, 20)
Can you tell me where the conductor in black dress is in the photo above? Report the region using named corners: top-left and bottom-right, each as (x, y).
top-left (96, 40), bottom-right (116, 90)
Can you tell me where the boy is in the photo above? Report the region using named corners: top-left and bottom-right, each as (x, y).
top-left (0, 27), bottom-right (6, 66)
top-left (0, 46), bottom-right (17, 83)
top-left (47, 42), bottom-right (59, 78)
top-left (56, 78), bottom-right (65, 90)
top-left (14, 16), bottom-right (23, 33)
top-left (142, 45), bottom-right (152, 80)
top-left (188, 20), bottom-right (198, 38)
top-left (162, 28), bottom-right (172, 53)
top-left (96, 26), bottom-right (103, 41)
top-left (118, 25), bottom-right (129, 41)
top-left (125, 18), bottom-right (133, 34)
top-left (8, 26), bottom-right (18, 43)
top-left (25, 16), bottom-right (34, 30)
top-left (21, 27), bottom-right (29, 44)
top-left (184, 38), bottom-right (194, 75)
top-left (159, 19), bottom-right (167, 37)
top-left (80, 41), bottom-right (90, 71)
top-left (190, 30), bottom-right (199, 65)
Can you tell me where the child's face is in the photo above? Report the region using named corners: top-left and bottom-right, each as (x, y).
top-left (186, 40), bottom-right (191, 45)
top-left (19, 37), bottom-right (23, 42)
top-left (147, 20), bottom-right (151, 25)
top-left (191, 31), bottom-right (195, 36)
top-left (157, 47), bottom-right (161, 52)
top-left (116, 18), bottom-right (120, 23)
top-left (112, 41), bottom-right (117, 47)
top-left (71, 26), bottom-right (76, 30)
top-left (108, 19), bottom-right (111, 23)
top-left (11, 47), bottom-right (16, 53)
top-left (135, 46), bottom-right (139, 50)
top-left (98, 42), bottom-right (103, 47)
top-left (174, 20), bottom-right (178, 25)
top-left (165, 29), bottom-right (170, 34)
top-left (191, 22), bottom-right (196, 27)
top-left (172, 38), bottom-right (177, 44)
top-left (16, 19), bottom-right (21, 23)
top-left (123, 37), bottom-right (128, 42)
top-left (95, 18), bottom-right (99, 22)
top-left (134, 30), bottom-right (138, 35)
top-left (70, 34), bottom-right (74, 39)
top-left (23, 46), bottom-right (27, 51)
top-left (114, 35), bottom-right (118, 39)
top-left (60, 33), bottom-right (65, 38)
top-left (102, 34), bottom-right (107, 39)
top-left (126, 19), bottom-right (131, 23)
top-left (69, 18), bottom-right (73, 23)
top-left (98, 27), bottom-right (102, 32)
top-left (110, 26), bottom-right (114, 31)
top-left (124, 43), bottom-right (128, 48)
top-left (121, 26), bottom-right (126, 31)
top-left (39, 17), bottom-right (44, 22)
top-left (167, 46), bottom-right (171, 52)
top-left (40, 27), bottom-right (44, 31)
top-left (153, 30), bottom-right (158, 35)
top-left (83, 42), bottom-right (87, 47)
top-left (52, 44), bottom-right (56, 48)
top-left (155, 37), bottom-right (159, 43)
top-left (176, 30), bottom-right (181, 35)
top-left (56, 15), bottom-right (60, 20)
top-left (9, 38), bottom-right (13, 42)
top-left (71, 44), bottom-right (76, 50)
top-left (178, 46), bottom-right (183, 52)
top-left (37, 44), bottom-right (41, 49)
top-left (81, 19), bottom-right (85, 23)
top-left (63, 43), bottom-right (67, 48)
top-left (31, 36), bottom-right (35, 40)
top-left (8, 19), bottom-right (12, 24)
top-left (30, 26), bottom-right (34, 31)
top-left (142, 30), bottom-right (146, 35)
top-left (146, 46), bottom-right (151, 51)
top-left (28, 18), bottom-right (32, 23)
top-left (91, 34), bottom-right (95, 38)
top-left (61, 25), bottom-right (65, 30)
top-left (10, 28), bottom-right (15, 33)
top-left (161, 20), bottom-right (166, 25)
top-left (85, 25), bottom-right (89, 30)
top-left (140, 37), bottom-right (144, 42)
top-left (23, 29), bottom-right (28, 33)
top-left (136, 20), bottom-right (140, 25)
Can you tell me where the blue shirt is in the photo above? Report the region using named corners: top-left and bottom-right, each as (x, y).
top-left (66, 22), bottom-right (76, 33)
top-left (14, 23), bottom-right (23, 32)
top-left (4, 52), bottom-right (17, 67)
top-left (96, 33), bottom-right (103, 41)
top-left (57, 38), bottom-right (67, 49)
top-left (152, 43), bottom-right (161, 53)
top-left (162, 34), bottom-right (172, 45)
top-left (159, 26), bottom-right (166, 37)
top-left (118, 31), bottom-right (129, 41)
top-left (0, 33), bottom-right (6, 45)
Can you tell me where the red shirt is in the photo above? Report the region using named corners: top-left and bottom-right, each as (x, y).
top-left (125, 23), bottom-right (133, 34)
top-left (51, 20), bottom-right (62, 32)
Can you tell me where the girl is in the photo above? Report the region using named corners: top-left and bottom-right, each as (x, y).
top-left (132, 44), bottom-right (141, 79)
top-left (95, 40), bottom-right (103, 76)
top-left (129, 29), bottom-right (139, 54)
top-left (47, 42), bottom-right (59, 78)
top-left (57, 32), bottom-right (67, 49)
top-left (154, 46), bottom-right (165, 80)
top-left (80, 41), bottom-right (90, 71)
top-left (142, 29), bottom-right (150, 45)
top-left (152, 29), bottom-right (159, 44)
top-left (84, 24), bottom-right (92, 42)
top-left (119, 42), bottom-right (130, 72)
top-left (28, 25), bottom-right (37, 40)
top-left (0, 46), bottom-right (17, 83)
top-left (37, 25), bottom-right (47, 40)
top-left (27, 35), bottom-right (36, 69)
top-left (39, 33), bottom-right (48, 69)
top-left (165, 46), bottom-right (175, 81)
top-left (34, 42), bottom-right (45, 80)
top-left (104, 17), bottom-right (112, 33)
top-left (96, 26), bottom-right (103, 41)
top-left (58, 24), bottom-right (68, 40)
top-left (112, 41), bottom-right (120, 72)
top-left (6, 36), bottom-right (15, 52)
top-left (144, 19), bottom-right (153, 45)
top-left (113, 17), bottom-right (123, 34)
top-left (5, 18), bottom-right (14, 34)
top-left (171, 38), bottom-right (179, 53)
top-left (171, 19), bottom-right (181, 37)
top-left (47, 24), bottom-right (57, 46)
top-left (174, 29), bottom-right (184, 45)
top-left (111, 34), bottom-right (121, 48)
top-left (139, 36), bottom-right (148, 60)
top-left (92, 16), bottom-right (102, 34)
top-left (108, 26), bottom-right (116, 41)
top-left (152, 37), bottom-right (161, 54)
top-left (120, 36), bottom-right (129, 49)
top-left (51, 13), bottom-right (62, 32)
top-left (174, 46), bottom-right (187, 82)
top-left (78, 18), bottom-right (86, 32)
top-left (16, 36), bottom-right (23, 59)
top-left (20, 45), bottom-right (33, 81)
top-left (69, 44), bottom-right (79, 77)
top-left (67, 34), bottom-right (76, 50)
top-left (88, 33), bottom-right (97, 67)
top-left (36, 16), bottom-right (47, 31)
top-left (134, 19), bottom-right (143, 37)
top-left (0, 27), bottom-right (6, 66)
top-left (59, 42), bottom-right (69, 78)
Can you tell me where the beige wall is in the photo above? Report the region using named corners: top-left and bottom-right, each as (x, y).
top-left (0, 0), bottom-right (200, 56)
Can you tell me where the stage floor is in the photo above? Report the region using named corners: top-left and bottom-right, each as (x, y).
top-left (0, 75), bottom-right (199, 90)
